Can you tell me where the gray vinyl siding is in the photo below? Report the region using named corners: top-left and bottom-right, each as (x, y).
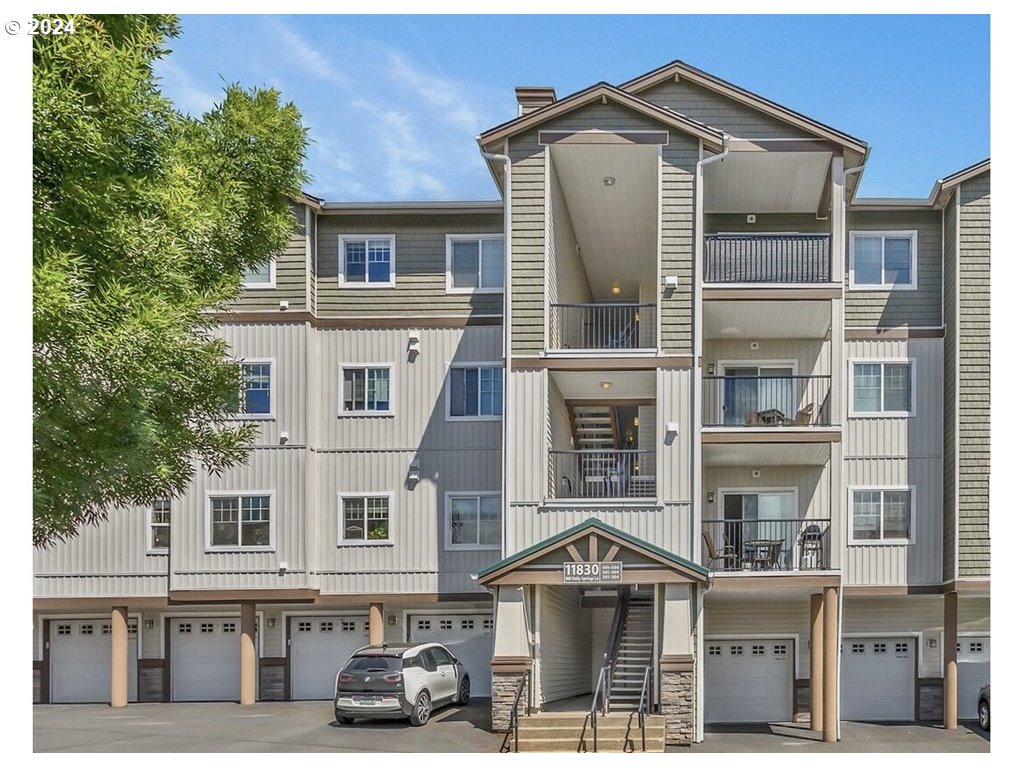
top-left (942, 198), bottom-right (958, 581)
top-left (661, 134), bottom-right (697, 354)
top-left (548, 376), bottom-right (575, 451)
top-left (706, 213), bottom-right (829, 235)
top-left (957, 173), bottom-right (990, 577)
top-left (226, 203), bottom-right (309, 312)
top-left (538, 585), bottom-right (592, 704)
top-left (844, 210), bottom-right (943, 328)
top-left (637, 80), bottom-right (818, 139)
top-left (510, 136), bottom-right (546, 354)
top-left (315, 213), bottom-right (504, 317)
top-left (704, 338), bottom-right (831, 378)
top-left (702, 465), bottom-right (831, 524)
top-left (657, 367), bottom-right (693, 506)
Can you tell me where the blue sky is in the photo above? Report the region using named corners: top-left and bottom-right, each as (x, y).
top-left (154, 15), bottom-right (989, 202)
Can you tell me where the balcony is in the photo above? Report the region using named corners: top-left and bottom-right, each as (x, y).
top-left (549, 449), bottom-right (655, 500)
top-left (702, 375), bottom-right (833, 428)
top-left (700, 518), bottom-right (831, 572)
top-left (549, 303), bottom-right (657, 352)
top-left (704, 234), bottom-right (832, 284)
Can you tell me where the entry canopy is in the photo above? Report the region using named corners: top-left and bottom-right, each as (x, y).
top-left (476, 517), bottom-right (709, 587)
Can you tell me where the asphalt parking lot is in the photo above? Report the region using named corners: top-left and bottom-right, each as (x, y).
top-left (35, 702), bottom-right (990, 753)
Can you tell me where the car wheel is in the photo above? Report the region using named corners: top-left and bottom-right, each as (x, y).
top-left (979, 698), bottom-right (990, 731)
top-left (335, 712), bottom-right (353, 725)
top-left (410, 691), bottom-right (431, 727)
top-left (458, 676), bottom-right (471, 706)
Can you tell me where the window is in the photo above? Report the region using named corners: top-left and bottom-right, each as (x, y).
top-left (851, 488), bottom-right (914, 543)
top-left (339, 620), bottom-right (356, 632)
top-left (243, 258), bottom-right (276, 288)
top-left (338, 495), bottom-right (392, 544)
top-left (849, 231), bottom-right (917, 289)
top-left (297, 621), bottom-right (311, 633)
top-left (223, 623), bottom-right (236, 634)
top-left (970, 642), bottom-right (984, 653)
top-left (339, 235), bottom-right (395, 287)
top-left (101, 624), bottom-right (111, 635)
top-left (851, 643), bottom-right (865, 654)
top-left (447, 494), bottom-right (501, 549)
top-left (340, 365), bottom-right (393, 415)
top-left (232, 361), bottom-right (273, 417)
top-left (850, 360), bottom-right (914, 416)
top-left (179, 623), bottom-right (192, 634)
top-left (439, 619), bottom-right (453, 631)
top-left (446, 234), bottom-right (504, 293)
top-left (708, 645), bottom-right (721, 656)
top-left (57, 625), bottom-right (71, 636)
top-left (873, 643), bottom-right (887, 654)
top-left (320, 621), bottom-right (334, 633)
top-left (483, 618), bottom-right (494, 631)
top-left (200, 623), bottom-right (215, 634)
top-left (730, 645), bottom-right (743, 656)
top-left (417, 619), bottom-right (431, 632)
top-left (773, 645), bottom-right (788, 656)
top-left (460, 618), bottom-right (475, 631)
top-left (208, 494), bottom-right (272, 550)
top-left (448, 365), bottom-right (503, 419)
top-left (751, 645), bottom-right (765, 656)
top-left (895, 642), bottom-right (909, 654)
top-left (149, 498), bottom-right (170, 552)
top-left (81, 624), bottom-right (93, 635)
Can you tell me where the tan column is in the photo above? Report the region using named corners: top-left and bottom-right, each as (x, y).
top-left (810, 593), bottom-right (824, 732)
top-left (943, 592), bottom-right (959, 729)
top-left (240, 602), bottom-right (257, 706)
top-left (369, 603), bottom-right (385, 645)
top-left (822, 586), bottom-right (839, 743)
top-left (110, 606), bottom-right (129, 708)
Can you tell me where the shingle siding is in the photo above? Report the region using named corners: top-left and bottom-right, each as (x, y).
top-left (226, 202), bottom-right (309, 312)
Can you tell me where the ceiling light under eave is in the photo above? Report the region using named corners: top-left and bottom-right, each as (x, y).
top-left (602, 176), bottom-right (616, 187)
top-left (611, 283), bottom-right (621, 295)
top-left (599, 381), bottom-right (613, 390)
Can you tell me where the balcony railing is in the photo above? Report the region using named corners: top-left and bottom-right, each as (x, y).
top-left (704, 234), bottom-right (832, 284)
top-left (700, 518), bottom-right (831, 572)
top-left (702, 375), bottom-right (832, 427)
top-left (549, 303), bottom-right (656, 351)
top-left (549, 449), bottom-right (655, 499)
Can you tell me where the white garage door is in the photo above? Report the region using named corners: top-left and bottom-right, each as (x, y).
top-left (171, 618), bottom-right (249, 701)
top-left (704, 640), bottom-right (793, 723)
top-left (841, 637), bottom-right (915, 721)
top-left (410, 614), bottom-right (494, 696)
top-left (50, 619), bottom-right (139, 703)
top-left (957, 636), bottom-right (990, 719)
top-left (290, 616), bottom-right (369, 700)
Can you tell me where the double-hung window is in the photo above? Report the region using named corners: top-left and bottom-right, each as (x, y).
top-left (850, 488), bottom-right (914, 543)
top-left (233, 361), bottom-right (273, 417)
top-left (338, 494), bottom-right (392, 544)
top-left (849, 231), bottom-right (917, 289)
top-left (243, 258), bottom-right (276, 288)
top-left (340, 365), bottom-right (393, 415)
top-left (446, 234), bottom-right (504, 293)
top-left (850, 360), bottom-right (914, 416)
top-left (149, 498), bottom-right (170, 553)
top-left (339, 235), bottom-right (395, 286)
top-left (208, 494), bottom-right (272, 550)
top-left (447, 493), bottom-right (501, 549)
top-left (448, 364), bottom-right (502, 419)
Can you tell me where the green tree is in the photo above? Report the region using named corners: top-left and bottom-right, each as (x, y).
top-left (33, 15), bottom-right (307, 546)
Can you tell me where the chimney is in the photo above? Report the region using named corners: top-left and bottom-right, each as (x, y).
top-left (515, 86), bottom-right (557, 116)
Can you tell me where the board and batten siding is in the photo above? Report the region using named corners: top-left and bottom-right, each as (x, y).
top-left (942, 197), bottom-right (958, 582)
top-left (704, 338), bottom-right (830, 379)
top-left (314, 212), bottom-right (504, 317)
top-left (656, 367), bottom-right (693, 506)
top-left (844, 210), bottom-right (943, 328)
top-left (957, 173), bottom-right (990, 577)
top-left (225, 203), bottom-right (309, 312)
top-left (661, 134), bottom-right (697, 354)
top-left (537, 586), bottom-right (593, 704)
top-left (702, 465), bottom-right (831, 524)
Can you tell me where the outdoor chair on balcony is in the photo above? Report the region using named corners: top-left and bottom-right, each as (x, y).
top-left (751, 539), bottom-right (784, 570)
top-left (799, 524), bottom-right (823, 570)
top-left (702, 530), bottom-right (740, 571)
top-left (783, 403), bottom-right (815, 426)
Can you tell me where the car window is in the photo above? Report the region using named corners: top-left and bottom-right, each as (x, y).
top-left (429, 647), bottom-right (453, 667)
top-left (418, 650), bottom-right (437, 672)
top-left (344, 656), bottom-right (402, 673)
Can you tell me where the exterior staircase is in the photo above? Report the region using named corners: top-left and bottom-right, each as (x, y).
top-left (572, 405), bottom-right (616, 449)
top-left (512, 711), bottom-right (665, 752)
top-left (608, 592), bottom-right (655, 712)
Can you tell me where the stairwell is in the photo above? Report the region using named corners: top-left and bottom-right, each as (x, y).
top-left (572, 405), bottom-right (616, 449)
top-left (608, 592), bottom-right (655, 712)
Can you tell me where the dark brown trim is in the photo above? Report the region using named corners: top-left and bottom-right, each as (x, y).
top-left (703, 286), bottom-right (842, 301)
top-left (711, 574), bottom-right (842, 590)
top-left (512, 356), bottom-right (692, 371)
top-left (843, 584), bottom-right (948, 596)
top-left (702, 430), bottom-right (841, 444)
top-left (952, 579), bottom-right (991, 594)
top-left (659, 654), bottom-right (695, 672)
top-left (487, 567), bottom-right (700, 586)
top-left (260, 657), bottom-right (287, 666)
top-left (163, 617), bottom-right (171, 702)
top-left (844, 327), bottom-right (944, 340)
top-left (208, 312), bottom-right (504, 329)
top-left (34, 597), bottom-right (171, 611)
top-left (168, 588), bottom-right (320, 604)
top-left (40, 620), bottom-right (50, 704)
top-left (491, 655), bottom-right (532, 672)
top-left (538, 130), bottom-right (669, 145)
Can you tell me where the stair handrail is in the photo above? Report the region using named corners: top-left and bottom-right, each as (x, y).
top-left (578, 663), bottom-right (611, 753)
top-left (499, 668), bottom-right (531, 753)
top-left (603, 588), bottom-right (631, 690)
top-left (637, 665), bottom-right (652, 752)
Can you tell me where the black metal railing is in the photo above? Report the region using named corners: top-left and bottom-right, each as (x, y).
top-left (549, 303), bottom-right (657, 351)
top-left (704, 233), bottom-right (832, 283)
top-left (578, 664), bottom-right (611, 753)
top-left (700, 518), bottom-right (831, 572)
top-left (702, 375), bottom-right (832, 427)
top-left (499, 668), bottom-right (531, 753)
top-left (623, 666), bottom-right (652, 753)
top-left (550, 450), bottom-right (655, 499)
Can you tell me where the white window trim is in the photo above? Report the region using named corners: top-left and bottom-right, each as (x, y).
top-left (445, 361), bottom-right (503, 422)
top-left (225, 358), bottom-right (276, 421)
top-left (338, 234), bottom-right (396, 288)
top-left (444, 491), bottom-right (502, 551)
top-left (847, 485), bottom-right (916, 546)
top-left (204, 491), bottom-right (275, 553)
top-left (337, 492), bottom-right (395, 547)
top-left (847, 358), bottom-right (917, 418)
top-left (848, 230), bottom-right (918, 291)
top-left (242, 257), bottom-right (277, 289)
top-left (338, 363), bottom-right (396, 417)
top-left (445, 233), bottom-right (505, 294)
top-left (146, 499), bottom-right (171, 555)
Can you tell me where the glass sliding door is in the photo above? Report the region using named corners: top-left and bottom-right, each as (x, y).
top-left (722, 364), bottom-right (796, 424)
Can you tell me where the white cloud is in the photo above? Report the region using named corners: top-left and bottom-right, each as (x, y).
top-left (383, 51), bottom-right (480, 134)
top-left (153, 60), bottom-right (219, 117)
top-left (265, 18), bottom-right (349, 87)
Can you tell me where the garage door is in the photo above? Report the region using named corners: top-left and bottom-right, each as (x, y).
top-left (704, 640), bottom-right (793, 723)
top-left (50, 619), bottom-right (139, 703)
top-left (290, 616), bottom-right (369, 700)
top-left (410, 614), bottom-right (494, 696)
top-left (171, 618), bottom-right (250, 701)
top-left (840, 637), bottom-right (915, 721)
top-left (957, 636), bottom-right (990, 719)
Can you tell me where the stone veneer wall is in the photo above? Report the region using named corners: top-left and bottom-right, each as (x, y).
top-left (659, 656), bottom-right (694, 746)
top-left (491, 664), bottom-right (532, 732)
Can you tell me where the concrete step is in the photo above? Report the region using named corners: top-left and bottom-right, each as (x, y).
top-left (514, 724), bottom-right (664, 739)
top-left (516, 738), bottom-right (665, 753)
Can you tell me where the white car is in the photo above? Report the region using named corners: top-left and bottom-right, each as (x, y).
top-left (334, 642), bottom-right (472, 726)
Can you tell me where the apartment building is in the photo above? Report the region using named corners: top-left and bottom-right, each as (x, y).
top-left (32, 60), bottom-right (990, 747)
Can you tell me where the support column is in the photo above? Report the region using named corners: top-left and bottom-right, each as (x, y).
top-left (369, 603), bottom-right (384, 645)
top-left (110, 606), bottom-right (129, 708)
top-left (822, 586), bottom-right (839, 743)
top-left (810, 593), bottom-right (823, 732)
top-left (240, 602), bottom-right (256, 706)
top-left (943, 592), bottom-right (959, 729)
top-left (660, 583), bottom-right (695, 746)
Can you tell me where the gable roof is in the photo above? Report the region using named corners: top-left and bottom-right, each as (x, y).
top-left (478, 82), bottom-right (725, 151)
top-left (475, 517), bottom-right (710, 586)
top-left (929, 158), bottom-right (991, 207)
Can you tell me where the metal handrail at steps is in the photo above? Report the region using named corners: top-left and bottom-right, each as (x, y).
top-left (498, 668), bottom-right (531, 753)
top-left (578, 664), bottom-right (611, 753)
top-left (624, 665), bottom-right (652, 753)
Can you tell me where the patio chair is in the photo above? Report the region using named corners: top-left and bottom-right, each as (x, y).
top-left (752, 539), bottom-right (784, 570)
top-left (783, 402), bottom-right (815, 426)
top-left (702, 530), bottom-right (740, 571)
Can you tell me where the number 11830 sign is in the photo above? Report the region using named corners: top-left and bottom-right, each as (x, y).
top-left (562, 561), bottom-right (623, 584)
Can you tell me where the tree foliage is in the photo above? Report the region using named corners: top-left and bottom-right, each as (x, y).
top-left (33, 15), bottom-right (308, 546)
